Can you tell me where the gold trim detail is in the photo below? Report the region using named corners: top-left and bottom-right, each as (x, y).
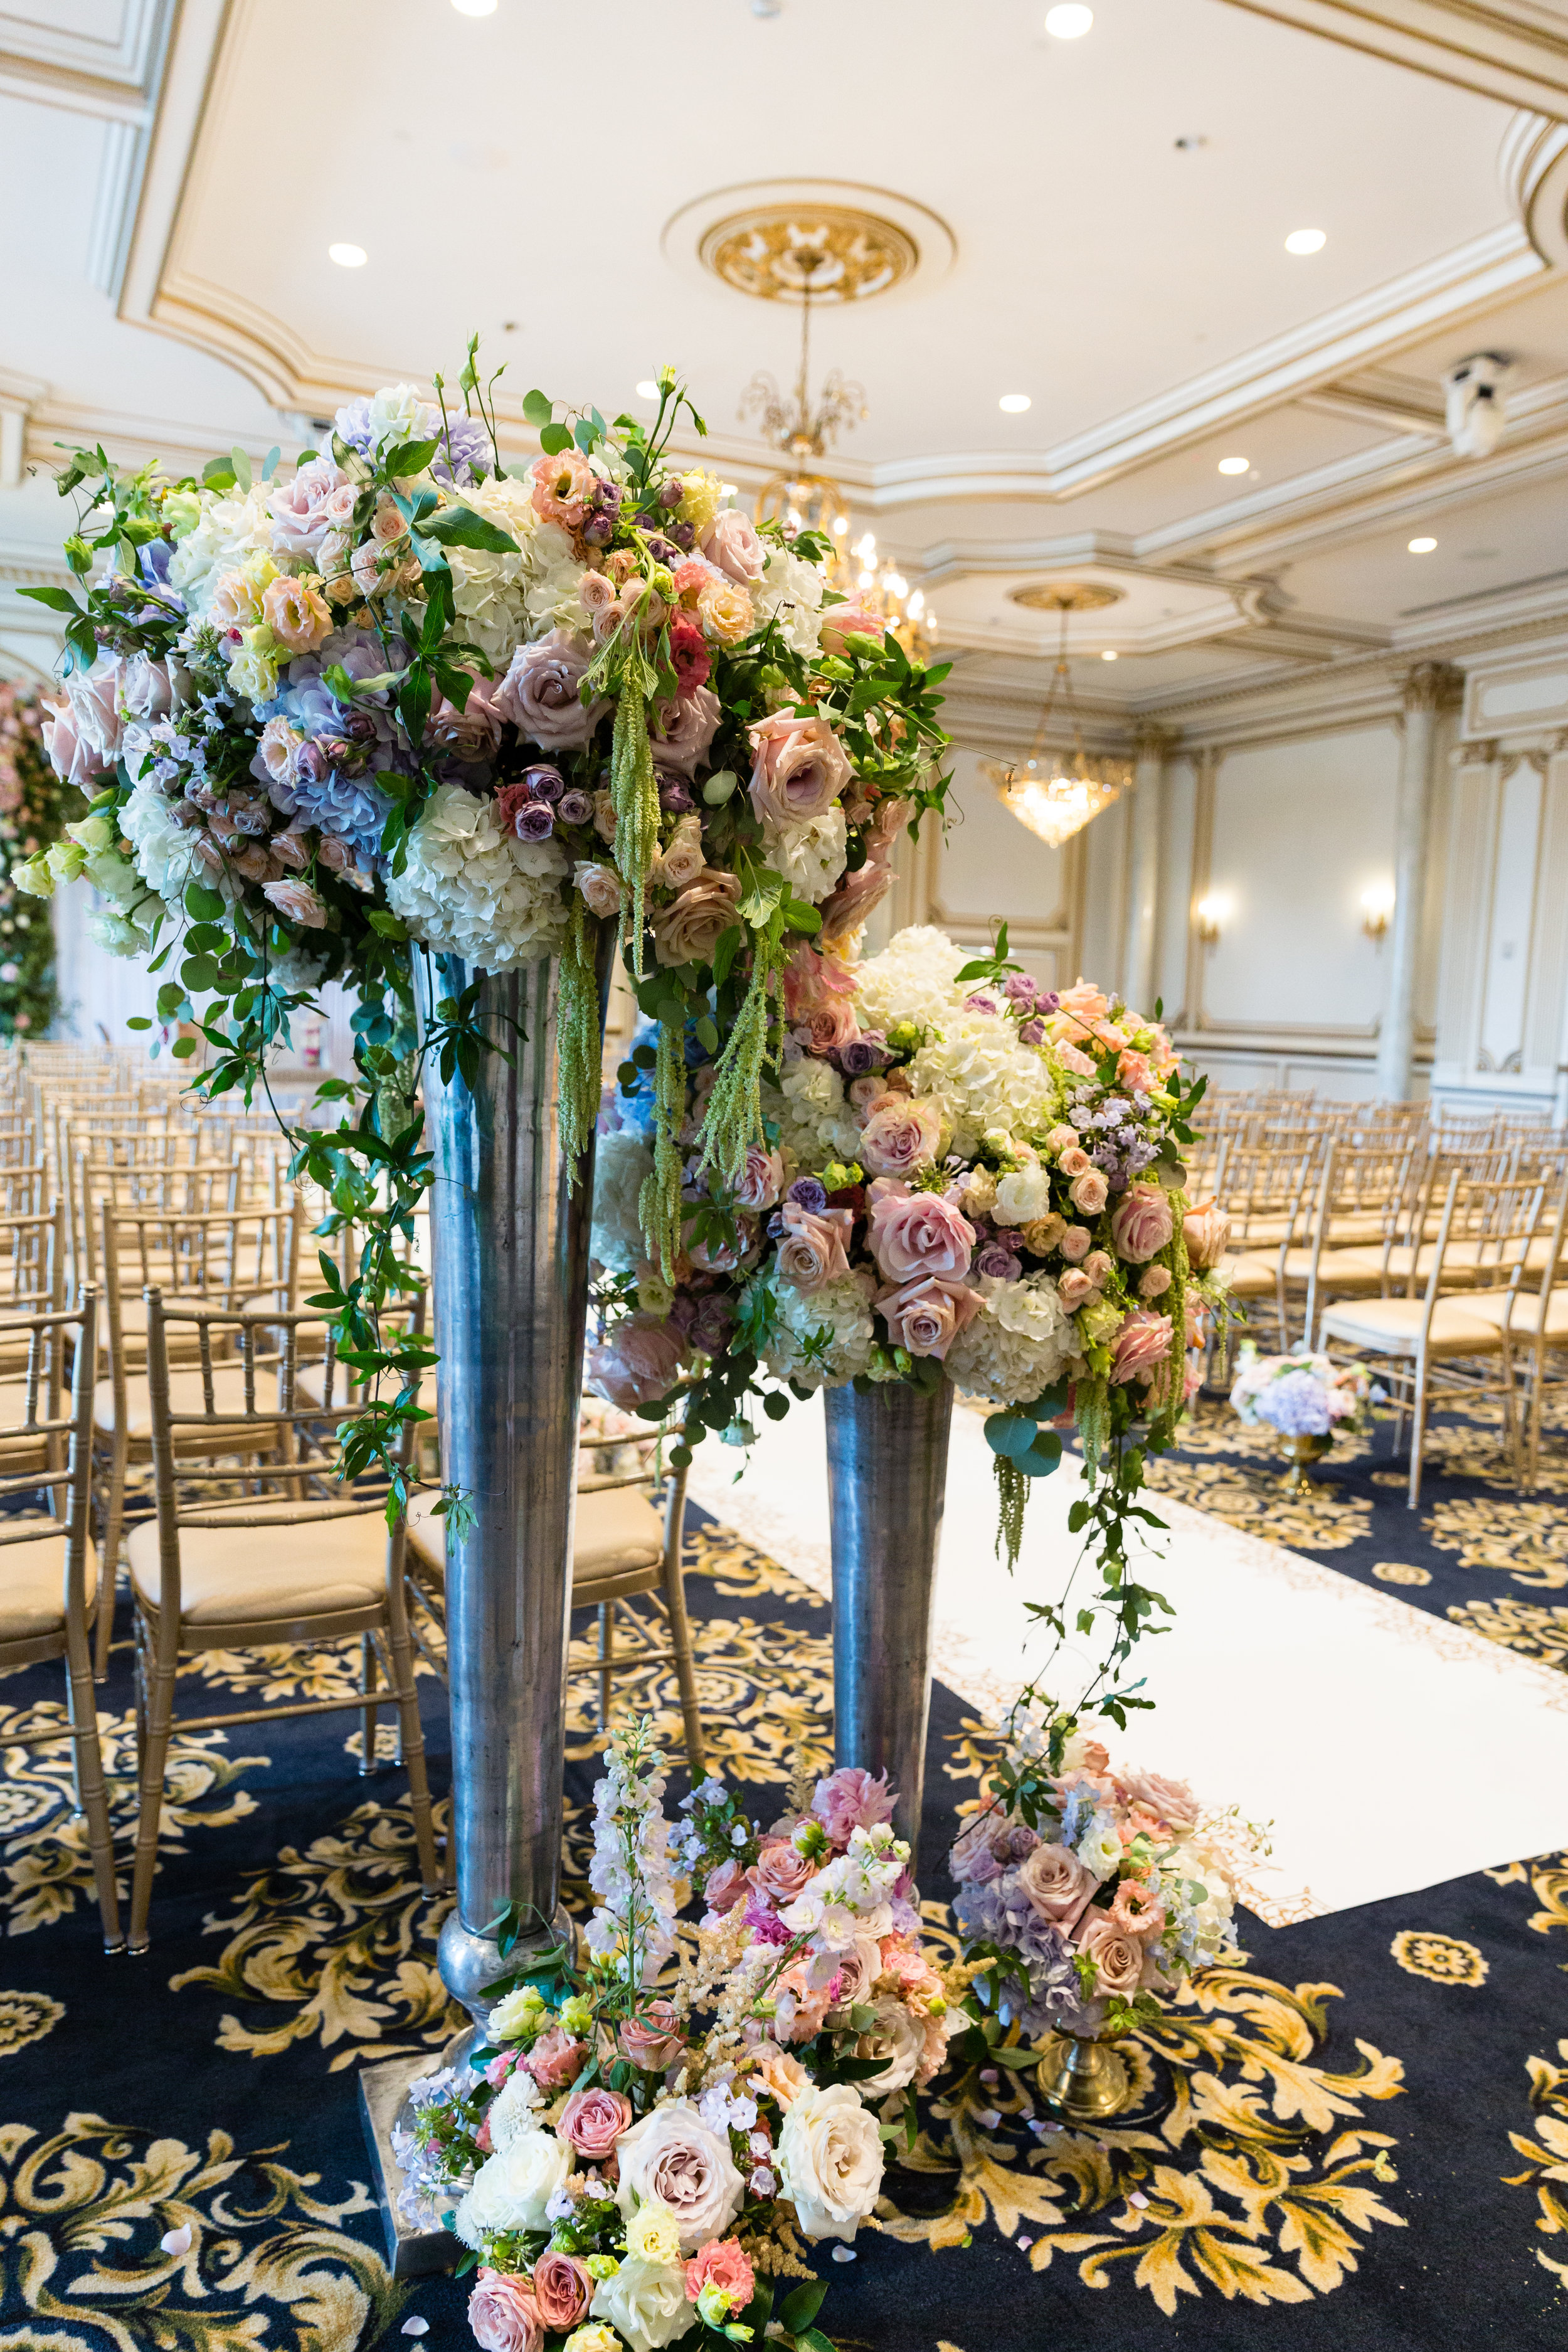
top-left (701, 204), bottom-right (918, 304)
top-left (1009, 582), bottom-right (1126, 615)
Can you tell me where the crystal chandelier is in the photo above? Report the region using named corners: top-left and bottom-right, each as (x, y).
top-left (741, 248), bottom-right (935, 659)
top-left (980, 593), bottom-right (1129, 849)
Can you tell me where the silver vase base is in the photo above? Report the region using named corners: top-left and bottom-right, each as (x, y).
top-left (358, 2027), bottom-right (476, 2279)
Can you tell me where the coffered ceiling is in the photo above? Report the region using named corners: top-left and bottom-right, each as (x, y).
top-left (2, 0), bottom-right (1566, 728)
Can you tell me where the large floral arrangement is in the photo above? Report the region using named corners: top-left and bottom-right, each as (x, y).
top-left (19, 352), bottom-right (949, 1495)
top-left (1229, 1343), bottom-right (1377, 1438)
top-left (588, 923), bottom-right (1218, 1723)
top-left (946, 1700), bottom-right (1241, 2052)
top-left (0, 679), bottom-right (83, 1037)
top-left (398, 1724), bottom-right (968, 2352)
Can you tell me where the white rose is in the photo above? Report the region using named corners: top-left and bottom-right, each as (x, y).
top-left (486, 2067), bottom-right (544, 2151)
top-left (993, 1157), bottom-right (1053, 1227)
top-left (484, 1986), bottom-right (541, 2039)
top-left (765, 806), bottom-right (847, 906)
top-left (777, 2082), bottom-right (884, 2242)
top-left (852, 1993), bottom-right (926, 2094)
top-left (1079, 1811), bottom-right (1123, 1882)
top-left (453, 2129), bottom-right (573, 2246)
top-left (366, 383), bottom-right (426, 455)
top-left (590, 2255), bottom-right (697, 2352)
top-left (614, 2100), bottom-right (744, 2253)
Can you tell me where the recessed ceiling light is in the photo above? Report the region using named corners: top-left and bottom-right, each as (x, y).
top-left (999, 393), bottom-right (1032, 413)
top-left (1101, 650), bottom-right (1118, 660)
top-left (328, 243), bottom-right (367, 268)
top-left (1285, 228), bottom-right (1326, 255)
top-left (636, 380), bottom-right (659, 399)
top-left (1045, 4), bottom-right (1094, 34)
top-left (451, 0), bottom-right (497, 13)
top-left (1408, 536), bottom-right (1438, 553)
top-left (1217, 456), bottom-right (1249, 475)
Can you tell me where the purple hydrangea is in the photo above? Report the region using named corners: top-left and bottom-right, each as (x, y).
top-left (1253, 1368), bottom-right (1334, 1437)
top-left (433, 413), bottom-right (492, 487)
top-left (953, 1872), bottom-right (1096, 2040)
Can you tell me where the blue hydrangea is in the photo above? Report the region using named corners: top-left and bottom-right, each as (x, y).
top-left (1253, 1367), bottom-right (1333, 1437)
top-left (955, 1870), bottom-right (1098, 2041)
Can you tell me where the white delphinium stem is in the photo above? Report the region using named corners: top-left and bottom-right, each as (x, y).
top-left (585, 1716), bottom-right (677, 1992)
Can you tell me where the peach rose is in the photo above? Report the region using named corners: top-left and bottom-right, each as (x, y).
top-left (775, 1201), bottom-right (854, 1293)
top-left (1116, 1765), bottom-right (1198, 1832)
top-left (1069, 1169), bottom-right (1110, 1215)
top-left (1017, 1841), bottom-right (1096, 1931)
top-left (1058, 981), bottom-right (1110, 1024)
top-left (1057, 1146), bottom-right (1093, 1179)
top-left (262, 877), bottom-right (329, 929)
top-left (1109, 1184), bottom-right (1174, 1264)
top-left (652, 869), bottom-right (743, 967)
top-left (698, 576), bottom-right (755, 645)
top-left (750, 2042), bottom-right (809, 2110)
top-left (1139, 1264), bottom-right (1172, 1299)
top-left (1074, 1909), bottom-right (1144, 1997)
top-left (1058, 1268), bottom-right (1096, 1311)
top-left (1059, 1224), bottom-right (1092, 1263)
top-left (747, 711), bottom-right (851, 830)
top-left (875, 1273), bottom-right (982, 1359)
top-left (1183, 1198), bottom-right (1231, 1269)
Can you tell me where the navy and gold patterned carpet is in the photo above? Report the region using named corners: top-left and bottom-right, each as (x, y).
top-left (1, 1502), bottom-right (1565, 2349)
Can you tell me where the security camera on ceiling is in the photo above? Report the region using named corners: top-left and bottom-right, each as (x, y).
top-left (1443, 352), bottom-right (1514, 460)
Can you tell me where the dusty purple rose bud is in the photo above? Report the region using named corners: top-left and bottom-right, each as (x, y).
top-left (667, 1291), bottom-right (699, 1337)
top-left (522, 763), bottom-right (565, 803)
top-left (659, 778), bottom-right (696, 814)
top-left (838, 1039), bottom-right (884, 1077)
top-left (659, 477), bottom-right (685, 508)
top-left (1003, 973), bottom-right (1037, 1003)
top-left (581, 510), bottom-right (613, 546)
top-left (342, 709), bottom-right (376, 744)
top-left (788, 1177), bottom-right (829, 1216)
top-left (965, 992), bottom-right (1000, 1015)
top-left (1019, 1019), bottom-right (1045, 1046)
top-left (557, 788), bottom-right (592, 825)
top-left (691, 1294), bottom-right (736, 1355)
top-left (295, 739), bottom-right (330, 786)
top-left (667, 519), bottom-right (696, 551)
top-left (513, 800), bottom-right (556, 842)
top-left (976, 1244), bottom-right (1021, 1279)
top-left (1037, 990), bottom-right (1060, 1013)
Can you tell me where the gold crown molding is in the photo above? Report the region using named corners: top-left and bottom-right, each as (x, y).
top-left (1214, 0), bottom-right (1568, 118)
top-left (1008, 581), bottom-right (1125, 613)
top-left (662, 179), bottom-right (955, 307)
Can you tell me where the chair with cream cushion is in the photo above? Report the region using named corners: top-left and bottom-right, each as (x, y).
top-left (1320, 1169), bottom-right (1544, 1507)
top-left (125, 1291), bottom-right (438, 1953)
top-left (404, 1415), bottom-right (705, 1774)
top-left (0, 1289), bottom-right (121, 1952)
top-left (1454, 1172), bottom-right (1568, 1488)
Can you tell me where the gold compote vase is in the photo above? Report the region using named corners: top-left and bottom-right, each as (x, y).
top-left (1276, 1431), bottom-right (1333, 1495)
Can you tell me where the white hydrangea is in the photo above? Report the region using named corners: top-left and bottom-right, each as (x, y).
top-left (167, 484), bottom-right (276, 619)
top-left (766, 1057), bottom-right (861, 1164)
top-left (852, 924), bottom-right (970, 1034)
top-left (909, 1012), bottom-right (1059, 1158)
top-left (945, 1271), bottom-right (1081, 1406)
top-left (120, 779), bottom-right (237, 912)
top-left (752, 544), bottom-right (825, 657)
top-left (765, 805), bottom-right (847, 906)
top-left (591, 1130), bottom-right (655, 1273)
top-left (386, 782), bottom-right (569, 967)
top-left (1164, 1839), bottom-right (1238, 1966)
top-left (443, 474), bottom-right (543, 665)
top-left (520, 517), bottom-right (592, 638)
top-left (762, 1269), bottom-right (876, 1390)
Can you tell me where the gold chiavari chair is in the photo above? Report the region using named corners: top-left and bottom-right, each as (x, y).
top-left (0, 1290), bottom-right (122, 1951)
top-left (1457, 1172), bottom-right (1568, 1488)
top-left (125, 1292), bottom-right (439, 1951)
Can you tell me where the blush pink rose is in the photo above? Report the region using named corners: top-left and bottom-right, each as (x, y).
top-left (1059, 1225), bottom-right (1092, 1264)
top-left (859, 1097), bottom-right (943, 1179)
top-left (429, 674), bottom-right (506, 761)
top-left (656, 811), bottom-right (707, 891)
top-left (1057, 1146), bottom-right (1093, 1179)
top-left (686, 2238), bottom-right (756, 2312)
top-left (1109, 1184), bottom-right (1174, 1265)
top-left (262, 877), bottom-right (329, 928)
top-left (1069, 1169), bottom-right (1110, 1216)
top-left (1139, 1264), bottom-right (1172, 1299)
top-left (866, 1180), bottom-right (975, 1283)
top-left (559, 2085), bottom-right (634, 2163)
top-left (875, 1273), bottom-right (982, 1359)
top-left (1182, 1197), bottom-right (1231, 1270)
top-left (495, 628), bottom-right (608, 750)
top-left (817, 797), bottom-right (911, 947)
top-left (775, 1201), bottom-right (854, 1292)
top-left (749, 1836), bottom-right (817, 1905)
top-left (621, 1999), bottom-right (685, 2072)
top-left (798, 995), bottom-right (861, 1054)
top-left (702, 1857), bottom-right (751, 1915)
top-left (1083, 1251), bottom-right (1115, 1286)
top-left (747, 711), bottom-right (850, 829)
top-left (531, 2252), bottom-right (592, 2334)
top-left (66, 662), bottom-right (124, 769)
top-left (819, 601), bottom-right (886, 657)
top-left (1017, 1841), bottom-right (1096, 1931)
top-left (1058, 1268), bottom-right (1096, 1310)
top-left (41, 698), bottom-right (101, 788)
top-left (585, 1315), bottom-right (686, 1409)
top-left (270, 455), bottom-right (354, 559)
top-left (524, 2025), bottom-right (587, 2089)
top-left (733, 1145), bottom-right (785, 1213)
top-left (813, 1766), bottom-right (895, 1845)
top-left (468, 2270), bottom-right (543, 2352)
top-left (1074, 1910), bottom-right (1145, 1997)
top-left (1056, 1042), bottom-right (1098, 1079)
top-left (781, 941), bottom-right (857, 1020)
top-left (652, 869), bottom-right (743, 967)
top-left (1109, 1307), bottom-right (1173, 1387)
top-left (701, 510), bottom-right (766, 583)
top-left (650, 687), bottom-right (722, 777)
top-left (575, 861), bottom-right (623, 919)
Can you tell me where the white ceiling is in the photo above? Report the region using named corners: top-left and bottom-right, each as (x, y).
top-left (2, 0), bottom-right (1567, 723)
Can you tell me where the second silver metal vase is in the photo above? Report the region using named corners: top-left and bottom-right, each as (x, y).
top-left (823, 1377), bottom-right (953, 1860)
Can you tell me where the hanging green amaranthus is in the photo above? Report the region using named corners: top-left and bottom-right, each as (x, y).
top-left (556, 898), bottom-right (604, 1186)
top-left (610, 674), bottom-right (660, 980)
top-left (638, 1017), bottom-right (687, 1283)
top-left (697, 907), bottom-right (786, 1190)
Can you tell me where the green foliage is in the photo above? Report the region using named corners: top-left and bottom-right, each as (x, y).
top-left (0, 683), bottom-right (84, 1037)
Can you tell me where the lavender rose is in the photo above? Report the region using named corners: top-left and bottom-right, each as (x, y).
top-left (1109, 1184), bottom-right (1175, 1265)
top-left (865, 1180), bottom-right (975, 1284)
top-left (495, 628), bottom-right (608, 750)
top-left (650, 687), bottom-right (721, 777)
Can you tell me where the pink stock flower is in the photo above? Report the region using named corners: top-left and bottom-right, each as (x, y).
top-left (558, 2085), bottom-right (634, 2163)
top-left (820, 601), bottom-right (886, 657)
top-left (875, 1272), bottom-right (982, 1359)
top-left (1109, 1184), bottom-right (1174, 1265)
top-left (747, 711), bottom-right (850, 830)
top-left (584, 1315), bottom-right (686, 1410)
top-left (1017, 1841), bottom-right (1096, 1931)
top-left (813, 1766), bottom-right (895, 1846)
top-left (529, 447), bottom-right (595, 530)
top-left (686, 2239), bottom-right (756, 2311)
top-left (775, 1201), bottom-right (854, 1292)
top-left (468, 2270), bottom-right (543, 2352)
top-left (495, 630), bottom-right (608, 750)
top-left (1109, 1307), bottom-right (1173, 1387)
top-left (865, 1180), bottom-right (975, 1284)
top-left (1182, 1197), bottom-right (1231, 1269)
top-left (524, 2025), bottom-right (587, 2090)
top-left (531, 2252), bottom-right (593, 2334)
top-left (701, 510), bottom-right (766, 584)
top-left (858, 1097), bottom-right (942, 1179)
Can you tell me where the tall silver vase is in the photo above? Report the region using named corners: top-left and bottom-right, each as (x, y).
top-left (421, 948), bottom-right (605, 2016)
top-left (824, 1379), bottom-right (953, 1860)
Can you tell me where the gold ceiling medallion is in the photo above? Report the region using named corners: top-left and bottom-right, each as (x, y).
top-left (981, 593), bottom-right (1130, 851)
top-left (701, 204), bottom-right (919, 304)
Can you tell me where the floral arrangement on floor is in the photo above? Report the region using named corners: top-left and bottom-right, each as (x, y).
top-left (18, 349), bottom-right (949, 1500)
top-left (396, 1723), bottom-right (969, 2352)
top-left (946, 1698), bottom-right (1241, 2057)
top-left (588, 922), bottom-right (1220, 1731)
top-left (1229, 1343), bottom-right (1378, 1438)
top-left (0, 678), bottom-right (83, 1037)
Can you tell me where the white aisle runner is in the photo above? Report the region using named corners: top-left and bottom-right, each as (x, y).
top-left (688, 1392), bottom-right (1568, 1924)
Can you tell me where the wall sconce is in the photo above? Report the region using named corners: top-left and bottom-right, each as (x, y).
top-left (1361, 883), bottom-right (1395, 943)
top-left (1195, 892), bottom-right (1228, 945)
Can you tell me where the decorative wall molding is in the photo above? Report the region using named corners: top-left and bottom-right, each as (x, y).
top-left (1216, 0), bottom-right (1568, 118)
